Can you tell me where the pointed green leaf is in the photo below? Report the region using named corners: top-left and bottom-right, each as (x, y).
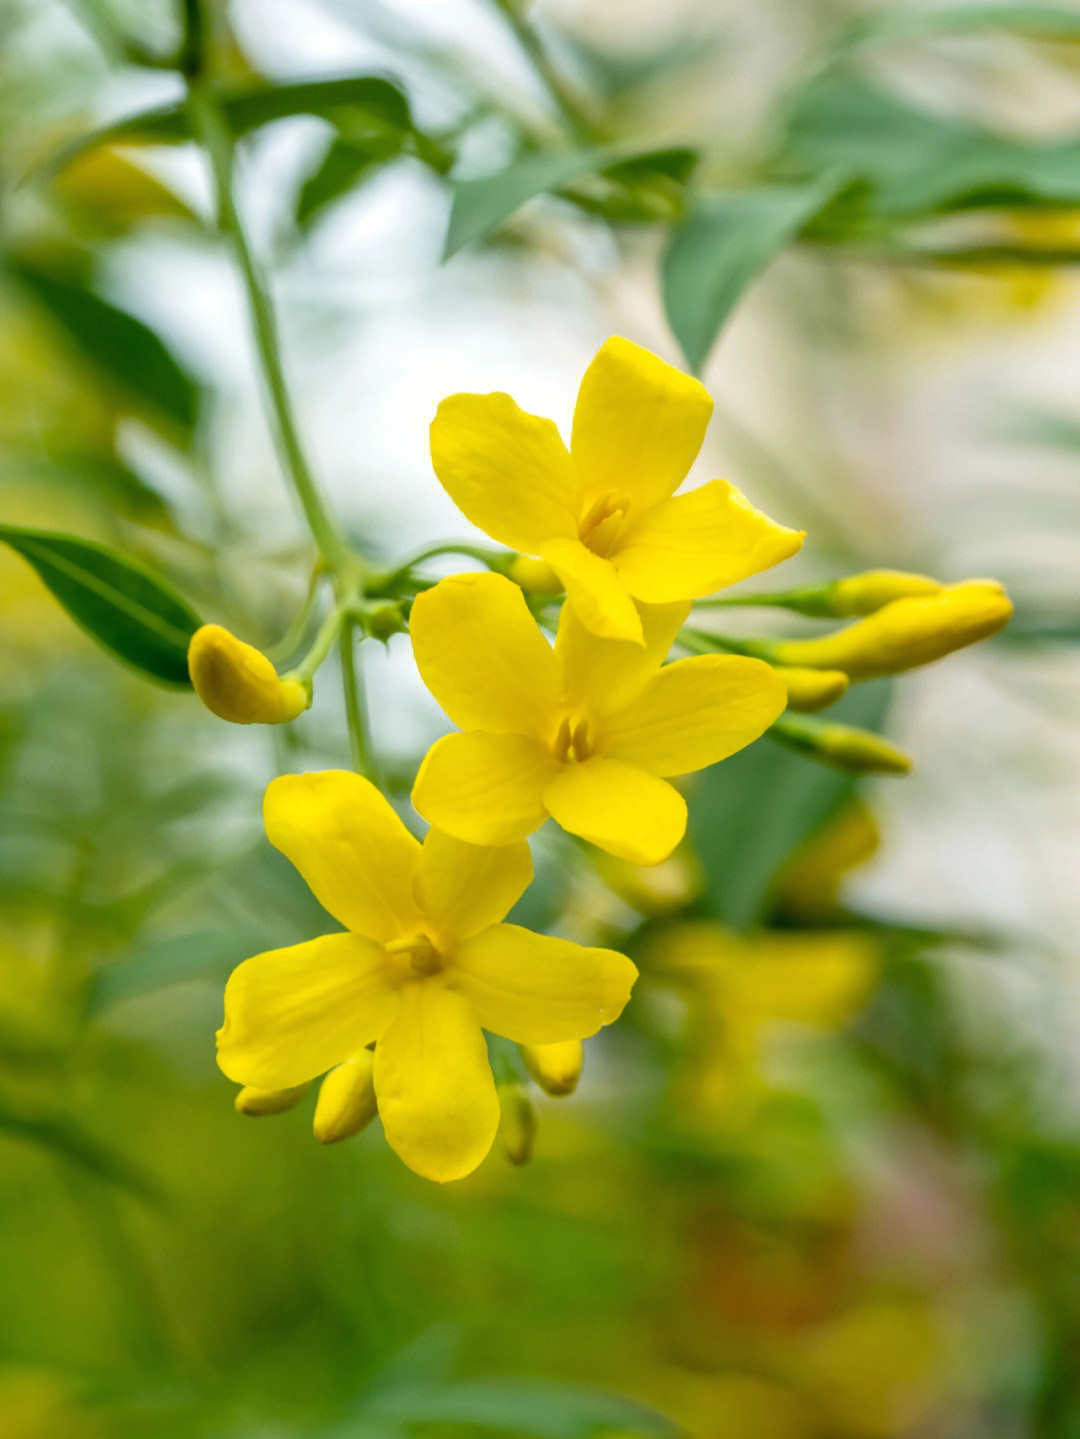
top-left (34, 75), bottom-right (415, 181)
top-left (0, 526), bottom-right (202, 685)
top-left (662, 174), bottom-right (849, 371)
top-left (296, 134), bottom-right (404, 225)
top-left (445, 143), bottom-right (694, 256)
top-left (11, 260), bottom-right (199, 430)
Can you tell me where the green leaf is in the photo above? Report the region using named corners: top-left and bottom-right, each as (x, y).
top-left (35, 75), bottom-right (415, 180)
top-left (686, 682), bottom-right (891, 930)
top-left (0, 525), bottom-right (202, 685)
top-left (1, 448), bottom-right (173, 523)
top-left (364, 1376), bottom-right (678, 1438)
top-left (86, 926), bottom-right (267, 1015)
top-left (296, 134), bottom-right (404, 226)
top-left (781, 75), bottom-right (1080, 222)
top-left (662, 174), bottom-right (848, 371)
top-left (839, 3), bottom-right (1080, 48)
top-left (444, 143), bottom-right (694, 256)
top-left (0, 1104), bottom-right (162, 1202)
top-left (10, 260), bottom-right (199, 430)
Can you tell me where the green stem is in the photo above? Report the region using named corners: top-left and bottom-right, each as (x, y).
top-left (494, 1), bottom-right (601, 142)
top-left (185, 85), bottom-right (355, 577)
top-left (677, 625), bottom-right (773, 659)
top-left (289, 602), bottom-right (348, 685)
top-left (339, 623), bottom-right (376, 781)
top-left (266, 563), bottom-right (325, 664)
top-left (376, 540), bottom-right (509, 592)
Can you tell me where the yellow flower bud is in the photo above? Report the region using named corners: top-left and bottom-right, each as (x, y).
top-left (822, 569), bottom-right (943, 616)
top-left (769, 581), bottom-right (1012, 679)
top-left (776, 718), bottom-right (912, 775)
top-left (506, 555), bottom-right (563, 595)
top-left (313, 1050), bottom-right (378, 1144)
top-left (521, 1039), bottom-right (584, 1097)
top-left (188, 624), bottom-right (311, 724)
top-left (774, 665), bottom-right (849, 713)
top-left (235, 1082), bottom-right (310, 1116)
top-left (496, 1083), bottom-right (536, 1165)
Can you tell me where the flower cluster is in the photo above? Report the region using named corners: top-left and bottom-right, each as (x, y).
top-left (206, 337), bottom-right (1011, 1182)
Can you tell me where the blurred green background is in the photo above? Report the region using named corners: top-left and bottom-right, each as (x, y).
top-left (3, 1), bottom-right (1080, 1436)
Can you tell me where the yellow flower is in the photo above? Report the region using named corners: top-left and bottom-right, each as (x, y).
top-left (410, 572), bottom-right (786, 865)
top-left (430, 336), bottom-right (803, 643)
top-left (216, 770), bottom-right (636, 1183)
top-left (188, 624), bottom-right (310, 724)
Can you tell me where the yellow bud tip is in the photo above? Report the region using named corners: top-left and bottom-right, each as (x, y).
top-left (235, 1082), bottom-right (310, 1116)
top-left (496, 1084), bottom-right (536, 1165)
top-left (188, 624), bottom-right (311, 724)
top-left (521, 1040), bottom-right (584, 1097)
top-left (313, 1051), bottom-right (378, 1144)
top-left (506, 555), bottom-right (563, 595)
top-left (775, 665), bottom-right (850, 713)
top-left (817, 724), bottom-right (913, 775)
top-left (829, 569), bottom-right (943, 616)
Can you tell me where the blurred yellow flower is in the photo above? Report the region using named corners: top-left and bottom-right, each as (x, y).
top-left (430, 336), bottom-right (802, 643)
top-left (410, 572), bottom-right (786, 865)
top-left (646, 923), bottom-right (880, 1112)
top-left (188, 624), bottom-right (310, 724)
top-left (217, 770), bottom-right (636, 1182)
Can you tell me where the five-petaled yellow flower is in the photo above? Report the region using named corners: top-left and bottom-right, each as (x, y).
top-left (430, 336), bottom-right (804, 644)
top-left (216, 771), bottom-right (636, 1182)
top-left (410, 572), bottom-right (787, 866)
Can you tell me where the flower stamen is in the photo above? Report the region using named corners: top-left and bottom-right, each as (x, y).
top-left (385, 932), bottom-right (444, 977)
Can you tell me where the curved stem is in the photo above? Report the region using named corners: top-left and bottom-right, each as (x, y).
top-left (289, 602), bottom-right (347, 685)
top-left (186, 84), bottom-right (355, 577)
top-left (339, 623), bottom-right (376, 781)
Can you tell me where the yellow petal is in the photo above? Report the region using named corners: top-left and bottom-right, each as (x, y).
top-left (264, 771), bottom-right (421, 941)
top-left (413, 827), bottom-right (533, 941)
top-left (555, 597), bottom-right (690, 716)
top-left (538, 536), bottom-right (644, 643)
top-left (598, 654), bottom-right (786, 777)
top-left (373, 980), bottom-right (499, 1182)
top-left (217, 933), bottom-right (399, 1090)
top-left (188, 624), bottom-right (310, 724)
top-left (412, 731), bottom-right (558, 846)
top-left (571, 336), bottom-right (713, 512)
top-left (543, 757), bottom-right (687, 864)
top-left (409, 572), bottom-right (562, 736)
top-left (614, 479), bottom-right (804, 603)
top-left (455, 924), bottom-right (637, 1043)
top-left (430, 392), bottom-right (579, 552)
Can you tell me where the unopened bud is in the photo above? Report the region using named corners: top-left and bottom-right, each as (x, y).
top-left (313, 1051), bottom-right (378, 1144)
top-left (496, 1084), bottom-right (536, 1165)
top-left (775, 665), bottom-right (849, 713)
top-left (768, 581), bottom-right (1012, 680)
top-left (188, 624), bottom-right (311, 723)
top-left (773, 715), bottom-right (912, 775)
top-left (800, 570), bottom-right (943, 618)
top-left (507, 555), bottom-right (563, 595)
top-left (366, 603), bottom-right (406, 641)
top-left (235, 1082), bottom-right (310, 1116)
top-left (521, 1040), bottom-right (584, 1097)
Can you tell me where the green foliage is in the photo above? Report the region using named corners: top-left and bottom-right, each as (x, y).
top-left (0, 526), bottom-right (202, 685)
top-left (10, 260), bottom-right (200, 430)
top-left (662, 175), bottom-right (848, 371)
top-left (687, 682), bottom-right (891, 929)
top-left (444, 145), bottom-right (697, 256)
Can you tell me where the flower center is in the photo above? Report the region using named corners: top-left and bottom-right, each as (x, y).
top-left (384, 931), bottom-right (445, 979)
top-left (578, 490), bottom-right (631, 558)
top-left (551, 714), bottom-right (593, 764)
